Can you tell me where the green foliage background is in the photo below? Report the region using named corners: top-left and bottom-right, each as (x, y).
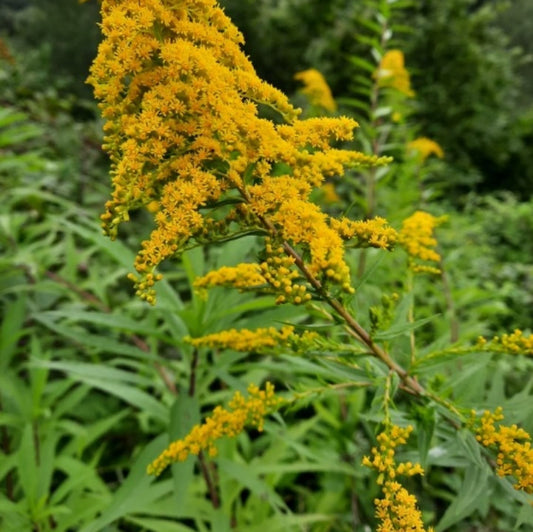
top-left (1, 0), bottom-right (533, 530)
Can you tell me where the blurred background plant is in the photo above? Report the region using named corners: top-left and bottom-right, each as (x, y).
top-left (1, 0), bottom-right (532, 530)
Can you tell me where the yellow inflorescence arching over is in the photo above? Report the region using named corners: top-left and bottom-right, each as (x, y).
top-left (472, 408), bottom-right (533, 494)
top-left (374, 50), bottom-right (415, 98)
top-left (363, 425), bottom-right (433, 532)
top-left (147, 382), bottom-right (283, 476)
top-left (478, 329), bottom-right (533, 356)
top-left (398, 211), bottom-right (446, 274)
top-left (294, 68), bottom-right (337, 112)
top-left (186, 326), bottom-right (317, 353)
top-left (193, 263), bottom-right (267, 295)
top-left (408, 137), bottom-right (444, 162)
top-left (88, 0), bottom-right (391, 303)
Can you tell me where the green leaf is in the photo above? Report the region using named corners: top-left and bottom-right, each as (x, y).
top-left (217, 459), bottom-right (288, 513)
top-left (0, 295), bottom-right (27, 370)
top-left (126, 517), bottom-right (196, 532)
top-left (436, 463), bottom-right (491, 531)
top-left (34, 360), bottom-right (167, 421)
top-left (373, 314), bottom-right (439, 341)
top-left (62, 411), bottom-right (129, 457)
top-left (415, 406), bottom-right (436, 469)
top-left (514, 501), bottom-right (533, 529)
top-left (353, 254), bottom-right (385, 290)
top-left (348, 56), bottom-right (376, 73)
top-left (355, 34), bottom-right (383, 53)
top-left (17, 424), bottom-right (38, 508)
top-left (337, 97), bottom-right (370, 113)
top-left (169, 394), bottom-right (200, 513)
top-left (210, 508), bottom-right (232, 532)
top-left (79, 435), bottom-right (171, 532)
top-left (39, 310), bottom-right (173, 341)
top-left (79, 378), bottom-right (168, 421)
top-left (34, 315), bottom-right (157, 361)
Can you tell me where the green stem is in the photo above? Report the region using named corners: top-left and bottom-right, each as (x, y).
top-left (406, 268), bottom-right (416, 364)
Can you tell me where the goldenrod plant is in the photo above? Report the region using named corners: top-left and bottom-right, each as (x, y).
top-left (85, 0), bottom-right (533, 529)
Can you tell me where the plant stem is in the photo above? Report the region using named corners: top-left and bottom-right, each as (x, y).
top-left (188, 348), bottom-right (199, 397)
top-left (0, 398), bottom-right (14, 500)
top-left (198, 451), bottom-right (220, 509)
top-left (279, 239), bottom-right (424, 396)
top-left (406, 269), bottom-right (417, 364)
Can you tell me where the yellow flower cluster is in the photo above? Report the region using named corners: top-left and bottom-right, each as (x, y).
top-left (478, 329), bottom-right (533, 356)
top-left (331, 216), bottom-right (398, 250)
top-left (374, 50), bottom-right (415, 98)
top-left (260, 239), bottom-right (313, 304)
top-left (398, 211), bottom-right (446, 274)
top-left (363, 425), bottom-right (433, 532)
top-left (186, 326), bottom-right (317, 353)
top-left (88, 0), bottom-right (390, 303)
top-left (407, 137), bottom-right (444, 162)
top-left (147, 382), bottom-right (283, 475)
top-left (194, 263), bottom-right (266, 295)
top-left (294, 68), bottom-right (337, 112)
top-left (193, 240), bottom-right (317, 305)
top-left (473, 408), bottom-right (533, 494)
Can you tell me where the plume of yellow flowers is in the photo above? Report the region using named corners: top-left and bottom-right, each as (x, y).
top-left (147, 382), bottom-right (283, 475)
top-left (374, 50), bottom-right (415, 98)
top-left (407, 137), bottom-right (444, 162)
top-left (186, 326), bottom-right (317, 353)
top-left (194, 263), bottom-right (266, 295)
top-left (472, 408), bottom-right (533, 494)
top-left (294, 68), bottom-right (337, 112)
top-left (363, 425), bottom-right (433, 532)
top-left (88, 0), bottom-right (391, 304)
top-left (477, 329), bottom-right (533, 356)
top-left (398, 211), bottom-right (446, 274)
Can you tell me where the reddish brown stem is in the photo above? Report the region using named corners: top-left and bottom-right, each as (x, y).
top-left (199, 451), bottom-right (220, 509)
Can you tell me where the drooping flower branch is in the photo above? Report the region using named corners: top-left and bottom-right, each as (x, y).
top-left (148, 382), bottom-right (283, 476)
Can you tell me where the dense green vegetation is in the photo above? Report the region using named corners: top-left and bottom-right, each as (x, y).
top-left (1, 1), bottom-right (532, 531)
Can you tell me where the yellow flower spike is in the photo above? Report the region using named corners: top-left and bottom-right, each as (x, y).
top-left (363, 425), bottom-right (433, 532)
top-left (294, 68), bottom-right (337, 112)
top-left (480, 329), bottom-right (533, 356)
top-left (147, 382), bottom-right (284, 476)
top-left (193, 263), bottom-right (267, 295)
top-left (374, 50), bottom-right (415, 98)
top-left (185, 326), bottom-right (317, 353)
top-left (472, 408), bottom-right (533, 493)
top-left (398, 211), bottom-right (447, 274)
top-left (407, 137), bottom-right (444, 162)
